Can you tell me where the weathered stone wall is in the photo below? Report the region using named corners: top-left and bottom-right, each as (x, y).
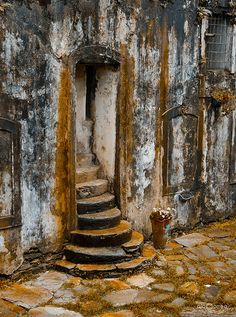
top-left (0, 1), bottom-right (75, 274)
top-left (0, 0), bottom-right (235, 274)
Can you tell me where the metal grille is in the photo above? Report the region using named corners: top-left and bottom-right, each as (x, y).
top-left (206, 15), bottom-right (228, 69)
top-left (218, 0), bottom-right (229, 7)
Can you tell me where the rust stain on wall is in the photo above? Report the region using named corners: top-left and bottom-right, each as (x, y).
top-left (147, 19), bottom-right (155, 48)
top-left (116, 44), bottom-right (135, 213)
top-left (159, 16), bottom-right (169, 116)
top-left (156, 15), bottom-right (169, 161)
top-left (211, 88), bottom-right (236, 115)
top-left (53, 67), bottom-right (74, 239)
top-left (159, 17), bottom-right (169, 117)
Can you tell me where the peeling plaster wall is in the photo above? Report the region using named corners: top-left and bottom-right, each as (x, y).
top-left (203, 73), bottom-right (236, 221)
top-left (93, 66), bottom-right (119, 182)
top-left (0, 2), bottom-right (69, 274)
top-left (74, 65), bottom-right (91, 156)
top-left (0, 0), bottom-right (235, 274)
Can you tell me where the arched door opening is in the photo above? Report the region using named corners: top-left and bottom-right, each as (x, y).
top-left (75, 63), bottom-right (120, 192)
top-left (56, 47), bottom-right (147, 275)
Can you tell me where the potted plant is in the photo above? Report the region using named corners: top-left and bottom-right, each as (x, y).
top-left (150, 207), bottom-right (175, 249)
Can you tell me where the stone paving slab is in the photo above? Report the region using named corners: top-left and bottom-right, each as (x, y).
top-left (103, 288), bottom-right (171, 307)
top-left (174, 233), bottom-right (210, 247)
top-left (178, 281), bottom-right (200, 296)
top-left (207, 229), bottom-right (231, 238)
top-left (95, 311), bottom-right (134, 317)
top-left (0, 298), bottom-right (26, 317)
top-left (52, 284), bottom-right (90, 305)
top-left (208, 241), bottom-right (231, 251)
top-left (105, 279), bottom-right (130, 290)
top-left (0, 284), bottom-right (53, 309)
top-left (152, 282), bottom-right (175, 292)
top-left (28, 306), bottom-right (84, 316)
top-left (126, 273), bottom-right (155, 288)
top-left (188, 245), bottom-right (218, 260)
top-left (25, 270), bottom-right (69, 292)
top-left (201, 285), bottom-right (220, 302)
top-left (184, 250), bottom-right (199, 261)
top-left (207, 261), bottom-right (234, 276)
top-left (181, 306), bottom-right (236, 317)
top-left (167, 297), bottom-right (187, 309)
top-left (198, 263), bottom-right (213, 276)
top-left (221, 250), bottom-right (236, 260)
top-left (223, 290), bottom-right (236, 304)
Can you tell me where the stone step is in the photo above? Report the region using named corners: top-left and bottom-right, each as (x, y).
top-left (64, 231), bottom-right (144, 264)
top-left (64, 245), bottom-right (133, 264)
top-left (115, 257), bottom-right (147, 271)
top-left (77, 208), bottom-right (121, 230)
top-left (70, 220), bottom-right (132, 247)
top-left (77, 153), bottom-right (95, 167)
top-left (77, 193), bottom-right (115, 214)
top-left (76, 179), bottom-right (108, 199)
top-left (122, 231), bottom-right (144, 253)
top-left (75, 263), bottom-right (117, 275)
top-left (75, 166), bottom-right (100, 184)
top-left (54, 244), bottom-right (157, 277)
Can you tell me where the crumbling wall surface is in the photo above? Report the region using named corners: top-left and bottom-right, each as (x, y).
top-left (198, 0), bottom-right (236, 222)
top-left (0, 1), bottom-right (72, 275)
top-left (203, 73), bottom-right (236, 222)
top-left (47, 0), bottom-right (235, 235)
top-left (0, 0), bottom-right (235, 274)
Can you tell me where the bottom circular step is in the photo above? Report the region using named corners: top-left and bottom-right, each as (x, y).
top-left (64, 230), bottom-right (144, 264)
top-left (64, 245), bottom-right (133, 264)
top-left (54, 244), bottom-right (157, 277)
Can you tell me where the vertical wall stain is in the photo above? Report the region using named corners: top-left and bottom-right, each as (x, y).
top-left (156, 15), bottom-right (169, 161)
top-left (147, 19), bottom-right (155, 48)
top-left (160, 16), bottom-right (169, 117)
top-left (116, 44), bottom-right (135, 215)
top-left (53, 66), bottom-right (75, 242)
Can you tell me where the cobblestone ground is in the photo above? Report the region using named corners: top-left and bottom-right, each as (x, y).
top-left (0, 218), bottom-right (236, 317)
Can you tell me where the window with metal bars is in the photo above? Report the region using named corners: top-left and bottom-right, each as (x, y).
top-left (206, 14), bottom-right (231, 70)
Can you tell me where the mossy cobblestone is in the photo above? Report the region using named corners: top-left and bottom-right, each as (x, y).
top-left (0, 218), bottom-right (236, 316)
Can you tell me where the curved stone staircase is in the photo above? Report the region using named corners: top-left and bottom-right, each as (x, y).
top-left (55, 164), bottom-right (156, 277)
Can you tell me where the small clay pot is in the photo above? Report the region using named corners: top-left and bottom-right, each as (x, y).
top-left (150, 212), bottom-right (172, 249)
